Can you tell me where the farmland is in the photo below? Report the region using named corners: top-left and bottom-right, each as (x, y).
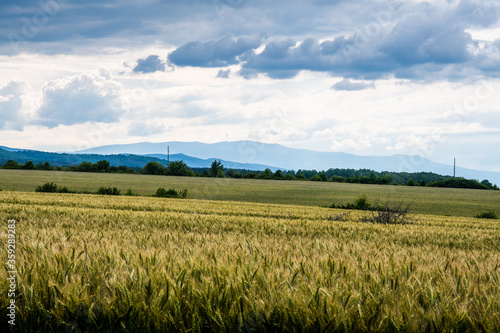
top-left (1, 187), bottom-right (500, 331)
top-left (1, 169), bottom-right (500, 217)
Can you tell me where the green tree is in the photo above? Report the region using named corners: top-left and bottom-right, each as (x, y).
top-left (2, 160), bottom-right (20, 169)
top-left (295, 173), bottom-right (307, 180)
top-left (357, 175), bottom-right (369, 184)
top-left (42, 161), bottom-right (52, 170)
top-left (481, 179), bottom-right (494, 189)
top-left (166, 160), bottom-right (192, 176)
top-left (22, 160), bottom-right (36, 170)
top-left (310, 174), bottom-right (321, 181)
top-left (35, 162), bottom-right (52, 170)
top-left (78, 161), bottom-right (94, 172)
top-left (225, 169), bottom-right (235, 178)
top-left (95, 160), bottom-right (110, 172)
top-left (378, 174), bottom-right (393, 185)
top-left (407, 178), bottom-right (417, 186)
top-left (210, 160), bottom-right (223, 177)
top-left (258, 168), bottom-right (274, 179)
top-left (319, 172), bottom-right (327, 182)
top-left (144, 161), bottom-right (165, 175)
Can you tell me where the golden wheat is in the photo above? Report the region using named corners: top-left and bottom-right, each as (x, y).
top-left (1, 191), bottom-right (499, 332)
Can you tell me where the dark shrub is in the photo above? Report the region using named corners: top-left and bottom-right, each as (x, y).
top-left (475, 211), bottom-right (498, 219)
top-left (155, 188), bottom-right (188, 198)
top-left (329, 195), bottom-right (415, 225)
top-left (97, 186), bottom-right (121, 195)
top-left (354, 195), bottom-right (370, 210)
top-left (370, 199), bottom-right (415, 225)
top-left (124, 189), bottom-right (136, 196)
top-left (36, 182), bottom-right (59, 193)
top-left (57, 186), bottom-right (71, 193)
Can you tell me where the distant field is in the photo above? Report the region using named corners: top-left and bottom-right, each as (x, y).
top-left (1, 192), bottom-right (499, 331)
top-left (1, 169), bottom-right (499, 217)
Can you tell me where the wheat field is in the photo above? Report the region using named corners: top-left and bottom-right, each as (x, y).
top-left (1, 191), bottom-right (500, 332)
top-left (1, 169), bottom-right (500, 217)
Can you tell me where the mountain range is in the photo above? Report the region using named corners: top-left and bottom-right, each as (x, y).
top-left (1, 141), bottom-right (499, 186)
top-left (0, 147), bottom-right (275, 171)
top-left (75, 140), bottom-right (500, 186)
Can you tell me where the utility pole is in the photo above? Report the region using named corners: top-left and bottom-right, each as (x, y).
top-left (167, 146), bottom-right (170, 166)
top-left (453, 158), bottom-right (456, 178)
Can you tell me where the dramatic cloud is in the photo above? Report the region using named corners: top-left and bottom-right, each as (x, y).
top-left (164, 1), bottom-right (500, 81)
top-left (35, 69), bottom-right (127, 128)
top-left (168, 33), bottom-right (264, 67)
top-left (0, 81), bottom-right (28, 130)
top-left (133, 55), bottom-right (166, 74)
top-left (127, 121), bottom-right (166, 137)
top-left (331, 79), bottom-right (375, 91)
top-left (1, 0), bottom-right (500, 174)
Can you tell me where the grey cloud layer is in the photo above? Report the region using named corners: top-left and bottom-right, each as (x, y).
top-left (168, 34), bottom-right (264, 67)
top-left (164, 0), bottom-right (500, 81)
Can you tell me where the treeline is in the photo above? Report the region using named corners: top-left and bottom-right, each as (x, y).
top-left (1, 159), bottom-right (138, 174)
top-left (2, 159), bottom-right (498, 190)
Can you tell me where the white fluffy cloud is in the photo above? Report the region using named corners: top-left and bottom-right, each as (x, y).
top-left (35, 69), bottom-right (127, 128)
top-left (0, 81), bottom-right (29, 130)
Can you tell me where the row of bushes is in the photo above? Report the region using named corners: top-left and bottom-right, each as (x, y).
top-left (2, 159), bottom-right (137, 173)
top-left (35, 182), bottom-right (123, 196)
top-left (4, 158), bottom-right (498, 190)
top-left (34, 182), bottom-right (188, 199)
top-left (329, 195), bottom-right (497, 221)
top-left (154, 188), bottom-right (188, 198)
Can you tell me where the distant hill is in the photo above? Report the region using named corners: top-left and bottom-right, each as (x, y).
top-left (75, 140), bottom-right (500, 186)
top-left (144, 153), bottom-right (276, 170)
top-left (0, 146), bottom-right (29, 152)
top-left (0, 148), bottom-right (276, 171)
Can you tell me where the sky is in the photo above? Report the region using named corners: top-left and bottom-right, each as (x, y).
top-left (0, 0), bottom-right (499, 172)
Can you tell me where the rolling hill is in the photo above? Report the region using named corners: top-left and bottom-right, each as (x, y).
top-left (75, 140), bottom-right (500, 186)
top-left (0, 148), bottom-right (275, 171)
